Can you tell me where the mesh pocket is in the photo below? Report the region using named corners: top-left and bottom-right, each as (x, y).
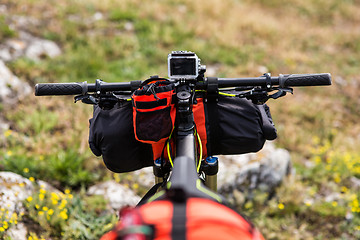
top-left (135, 107), bottom-right (173, 142)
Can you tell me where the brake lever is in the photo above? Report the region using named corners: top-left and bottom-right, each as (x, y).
top-left (238, 88), bottom-right (269, 104)
top-left (74, 94), bottom-right (98, 104)
top-left (269, 88), bottom-right (293, 99)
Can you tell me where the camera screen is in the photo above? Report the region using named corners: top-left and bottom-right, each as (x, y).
top-left (170, 58), bottom-right (196, 76)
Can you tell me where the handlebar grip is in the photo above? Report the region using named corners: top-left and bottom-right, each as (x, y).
top-left (35, 82), bottom-right (87, 96)
top-left (280, 73), bottom-right (331, 87)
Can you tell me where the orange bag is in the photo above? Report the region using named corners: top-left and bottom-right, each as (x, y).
top-left (101, 198), bottom-right (264, 240)
top-left (132, 78), bottom-right (176, 144)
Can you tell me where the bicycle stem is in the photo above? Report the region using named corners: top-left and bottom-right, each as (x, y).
top-left (173, 84), bottom-right (218, 192)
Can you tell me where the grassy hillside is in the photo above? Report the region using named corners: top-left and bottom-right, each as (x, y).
top-left (1, 0), bottom-right (360, 239)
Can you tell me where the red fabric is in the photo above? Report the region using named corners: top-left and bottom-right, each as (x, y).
top-left (139, 198), bottom-right (264, 240)
top-left (132, 83), bottom-right (176, 144)
top-left (193, 98), bottom-right (208, 158)
top-left (101, 198), bottom-right (264, 240)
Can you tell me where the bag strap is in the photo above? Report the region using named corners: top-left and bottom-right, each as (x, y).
top-left (140, 76), bottom-right (169, 87)
top-left (206, 77), bottom-right (221, 154)
top-left (171, 202), bottom-right (187, 240)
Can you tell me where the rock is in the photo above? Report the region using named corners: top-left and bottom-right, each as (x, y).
top-left (0, 31), bottom-right (62, 62)
top-left (6, 222), bottom-right (27, 240)
top-left (87, 180), bottom-right (141, 210)
top-left (0, 60), bottom-right (32, 105)
top-left (206, 64), bottom-right (221, 76)
top-left (218, 141), bottom-right (291, 200)
top-left (93, 12), bottom-right (104, 21)
top-left (0, 171), bottom-right (34, 216)
top-left (36, 180), bottom-right (62, 195)
top-left (0, 39), bottom-right (27, 62)
top-left (324, 192), bottom-right (342, 203)
top-left (257, 65), bottom-right (269, 74)
top-left (350, 176), bottom-right (360, 189)
top-left (131, 167), bottom-right (154, 188)
top-left (23, 33), bottom-right (62, 61)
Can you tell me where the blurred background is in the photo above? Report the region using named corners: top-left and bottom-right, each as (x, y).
top-left (0, 0), bottom-right (360, 239)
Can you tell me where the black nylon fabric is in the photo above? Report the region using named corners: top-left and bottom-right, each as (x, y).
top-left (88, 102), bottom-right (153, 173)
top-left (206, 95), bottom-right (276, 155)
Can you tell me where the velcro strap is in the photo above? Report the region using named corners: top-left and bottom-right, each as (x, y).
top-left (206, 77), bottom-right (220, 154)
top-left (135, 98), bottom-right (168, 110)
top-left (207, 77), bottom-right (218, 96)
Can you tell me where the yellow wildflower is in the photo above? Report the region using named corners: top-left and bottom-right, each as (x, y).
top-left (312, 136), bottom-right (320, 145)
top-left (0, 227), bottom-right (5, 232)
top-left (35, 204), bottom-right (40, 209)
top-left (4, 129), bottom-right (12, 137)
top-left (59, 210), bottom-right (68, 220)
top-left (278, 203), bottom-right (285, 210)
top-left (29, 177), bottom-right (35, 182)
top-left (11, 213), bottom-right (18, 220)
top-left (334, 175), bottom-right (341, 183)
top-left (6, 150), bottom-right (13, 156)
top-left (59, 199), bottom-right (67, 210)
top-left (341, 186), bottom-right (348, 193)
top-left (64, 189), bottom-right (71, 194)
top-left (3, 221), bottom-right (8, 229)
top-left (47, 209), bottom-right (54, 216)
top-left (42, 206), bottom-right (49, 211)
top-left (26, 196), bottom-right (33, 202)
top-left (332, 201), bottom-right (338, 207)
top-left (23, 168), bottom-right (30, 173)
top-left (39, 188), bottom-right (46, 194)
top-left (38, 211), bottom-right (44, 216)
top-left (314, 156), bottom-right (321, 164)
top-left (39, 193), bottom-right (45, 201)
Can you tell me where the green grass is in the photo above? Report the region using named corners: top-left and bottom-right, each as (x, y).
top-left (1, 0), bottom-right (360, 239)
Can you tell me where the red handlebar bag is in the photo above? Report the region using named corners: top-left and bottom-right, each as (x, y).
top-left (132, 78), bottom-right (176, 144)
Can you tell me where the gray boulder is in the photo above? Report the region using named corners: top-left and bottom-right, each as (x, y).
top-left (0, 60), bottom-right (32, 105)
top-left (87, 180), bottom-right (141, 211)
top-left (0, 171), bottom-right (34, 215)
top-left (218, 141), bottom-right (291, 201)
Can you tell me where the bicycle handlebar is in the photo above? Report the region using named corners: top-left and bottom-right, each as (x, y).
top-left (34, 73), bottom-right (331, 96)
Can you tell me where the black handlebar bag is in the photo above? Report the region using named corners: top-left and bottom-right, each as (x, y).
top-left (89, 102), bottom-right (153, 173)
top-left (203, 93), bottom-right (277, 155)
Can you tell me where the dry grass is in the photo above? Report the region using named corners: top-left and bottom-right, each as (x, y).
top-left (2, 0), bottom-right (360, 238)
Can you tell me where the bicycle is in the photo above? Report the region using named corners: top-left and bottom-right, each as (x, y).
top-left (35, 51), bottom-right (331, 239)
